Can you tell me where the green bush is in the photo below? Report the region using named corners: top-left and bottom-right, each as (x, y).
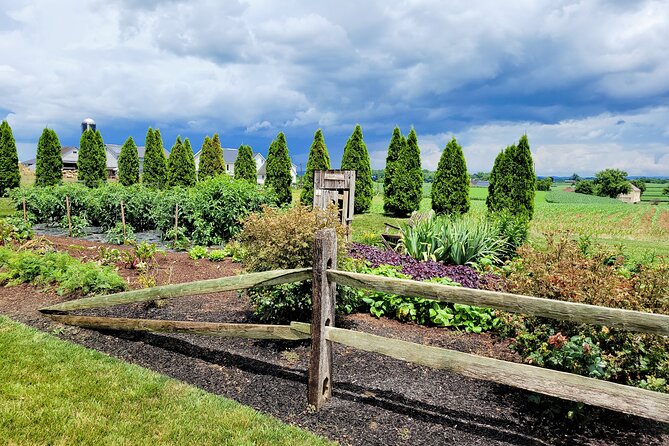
top-left (198, 134), bottom-right (225, 180)
top-left (105, 222), bottom-right (136, 245)
top-left (78, 129), bottom-right (107, 188)
top-left (206, 249), bottom-right (227, 262)
top-left (60, 215), bottom-right (89, 238)
top-left (188, 245), bottom-right (208, 260)
top-left (12, 176), bottom-right (272, 246)
top-left (500, 236), bottom-right (669, 392)
top-left (432, 137), bottom-right (470, 216)
top-left (536, 177), bottom-right (552, 191)
top-left (574, 179), bottom-right (595, 195)
top-left (167, 137), bottom-right (197, 188)
top-left (0, 246), bottom-right (127, 295)
top-left (0, 217), bottom-right (33, 244)
top-left (142, 128), bottom-right (167, 189)
top-left (118, 137), bottom-right (140, 186)
top-left (0, 121), bottom-right (21, 195)
top-left (233, 144), bottom-right (256, 184)
top-left (300, 129), bottom-right (331, 206)
top-left (35, 128), bottom-right (63, 187)
top-left (340, 261), bottom-right (500, 332)
top-left (341, 125), bottom-right (373, 214)
top-left (265, 132), bottom-right (293, 207)
top-left (239, 205), bottom-right (347, 323)
top-left (382, 127), bottom-right (403, 214)
top-left (487, 135), bottom-right (536, 219)
top-left (384, 128), bottom-right (422, 216)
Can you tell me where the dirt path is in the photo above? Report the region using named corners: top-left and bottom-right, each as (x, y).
top-left (1, 236), bottom-right (667, 446)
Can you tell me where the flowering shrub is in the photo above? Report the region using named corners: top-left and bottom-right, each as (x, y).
top-left (501, 235), bottom-right (669, 392)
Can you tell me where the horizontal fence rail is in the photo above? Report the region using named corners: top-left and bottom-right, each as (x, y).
top-left (40, 268), bottom-right (312, 314)
top-left (291, 322), bottom-right (669, 423)
top-left (328, 270), bottom-right (669, 336)
top-left (50, 315), bottom-right (310, 341)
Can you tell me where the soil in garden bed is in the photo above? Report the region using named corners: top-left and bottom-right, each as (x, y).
top-left (0, 235), bottom-right (667, 446)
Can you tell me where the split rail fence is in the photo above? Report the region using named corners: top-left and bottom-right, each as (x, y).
top-left (40, 229), bottom-right (669, 423)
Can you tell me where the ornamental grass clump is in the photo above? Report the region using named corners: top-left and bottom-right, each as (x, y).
top-left (399, 214), bottom-right (507, 265)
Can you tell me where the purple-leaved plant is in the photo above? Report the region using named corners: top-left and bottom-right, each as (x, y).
top-left (349, 243), bottom-right (503, 290)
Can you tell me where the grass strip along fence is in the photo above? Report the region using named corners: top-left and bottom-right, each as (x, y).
top-left (40, 229), bottom-right (669, 423)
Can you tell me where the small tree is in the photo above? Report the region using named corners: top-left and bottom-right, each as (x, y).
top-left (118, 136), bottom-right (140, 186)
top-left (234, 144), bottom-right (257, 183)
top-left (198, 133), bottom-right (225, 180)
top-left (300, 129), bottom-right (331, 205)
top-left (382, 127), bottom-right (403, 213)
top-left (265, 132), bottom-right (293, 206)
top-left (574, 179), bottom-right (595, 195)
top-left (630, 179), bottom-right (646, 195)
top-left (510, 135), bottom-right (536, 218)
top-left (594, 168), bottom-right (631, 198)
top-left (486, 148), bottom-right (511, 213)
top-left (78, 129), bottom-right (106, 187)
top-left (341, 124), bottom-right (373, 213)
top-left (35, 128), bottom-right (63, 187)
top-left (94, 130), bottom-right (108, 184)
top-left (167, 136), bottom-right (197, 187)
top-left (432, 137), bottom-right (470, 215)
top-left (0, 121), bottom-right (21, 195)
top-left (142, 127), bottom-right (167, 188)
top-left (385, 128), bottom-right (422, 216)
top-left (536, 177), bottom-right (552, 191)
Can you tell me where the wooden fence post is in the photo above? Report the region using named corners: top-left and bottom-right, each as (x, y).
top-left (22, 195), bottom-right (27, 223)
top-left (120, 200), bottom-right (126, 241)
top-left (65, 195), bottom-right (72, 237)
top-left (308, 228), bottom-right (337, 409)
top-left (174, 204), bottom-right (179, 245)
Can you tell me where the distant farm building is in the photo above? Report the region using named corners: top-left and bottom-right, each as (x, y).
top-left (617, 184), bottom-right (641, 204)
top-left (193, 148), bottom-right (298, 185)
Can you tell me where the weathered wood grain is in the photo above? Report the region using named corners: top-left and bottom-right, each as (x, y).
top-left (328, 270), bottom-right (669, 336)
top-left (50, 315), bottom-right (310, 340)
top-left (290, 322), bottom-right (669, 423)
top-left (40, 268), bottom-right (311, 314)
top-left (308, 228), bottom-right (337, 409)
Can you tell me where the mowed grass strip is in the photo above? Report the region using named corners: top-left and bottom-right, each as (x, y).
top-left (0, 316), bottom-right (332, 446)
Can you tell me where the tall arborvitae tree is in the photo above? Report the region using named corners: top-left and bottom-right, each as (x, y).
top-left (383, 127), bottom-right (403, 214)
top-left (198, 133), bottom-right (225, 180)
top-left (486, 138), bottom-right (535, 218)
top-left (511, 134), bottom-right (536, 218)
top-left (0, 121), bottom-right (21, 195)
top-left (35, 128), bottom-right (63, 187)
top-left (300, 129), bottom-right (331, 205)
top-left (142, 128), bottom-right (167, 188)
top-left (234, 144), bottom-right (256, 183)
top-left (167, 136), bottom-right (197, 187)
top-left (432, 137), bottom-right (469, 215)
top-left (94, 130), bottom-right (108, 184)
top-left (265, 132), bottom-right (293, 206)
top-left (78, 129), bottom-right (104, 187)
top-left (341, 124), bottom-right (373, 213)
top-left (118, 136), bottom-right (140, 186)
top-left (385, 128), bottom-right (422, 216)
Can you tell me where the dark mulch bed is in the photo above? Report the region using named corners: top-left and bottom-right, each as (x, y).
top-left (0, 236), bottom-right (667, 446)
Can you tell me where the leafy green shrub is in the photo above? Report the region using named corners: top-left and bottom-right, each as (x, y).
top-left (35, 128), bottom-right (63, 187)
top-left (341, 124), bottom-right (373, 213)
top-left (574, 180), bottom-right (595, 195)
top-left (0, 246), bottom-right (126, 295)
top-left (384, 129), bottom-right (422, 216)
top-left (341, 260), bottom-right (500, 331)
top-left (536, 177), bottom-right (552, 191)
top-left (105, 222), bottom-right (136, 245)
top-left (500, 235), bottom-right (669, 392)
top-left (431, 137), bottom-right (470, 216)
top-left (206, 249), bottom-right (227, 262)
top-left (0, 217), bottom-right (33, 243)
top-left (60, 215), bottom-right (89, 238)
top-left (240, 205), bottom-right (347, 323)
top-left (233, 144), bottom-right (257, 184)
top-left (238, 205), bottom-right (347, 272)
top-left (188, 245), bottom-right (208, 260)
top-left (164, 226), bottom-right (191, 251)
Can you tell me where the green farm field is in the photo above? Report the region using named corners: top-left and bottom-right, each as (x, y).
top-left (352, 184), bottom-right (669, 259)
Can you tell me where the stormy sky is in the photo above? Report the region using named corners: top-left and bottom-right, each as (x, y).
top-left (1, 0), bottom-right (668, 175)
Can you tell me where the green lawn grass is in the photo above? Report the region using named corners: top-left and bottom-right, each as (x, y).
top-left (0, 316), bottom-right (332, 446)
